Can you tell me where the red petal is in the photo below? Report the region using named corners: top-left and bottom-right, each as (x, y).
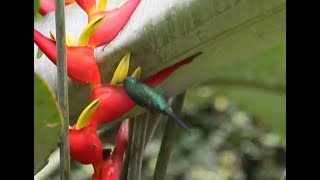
top-left (99, 159), bottom-right (117, 180)
top-left (112, 119), bottom-right (129, 177)
top-left (87, 0), bottom-right (141, 48)
top-left (39, 0), bottom-right (55, 15)
top-left (114, 120), bottom-right (128, 159)
top-left (76, 0), bottom-right (97, 16)
top-left (69, 126), bottom-right (103, 165)
top-left (34, 29), bottom-right (101, 87)
top-left (91, 120), bottom-right (129, 179)
top-left (91, 85), bottom-right (135, 125)
top-left (39, 0), bottom-right (74, 15)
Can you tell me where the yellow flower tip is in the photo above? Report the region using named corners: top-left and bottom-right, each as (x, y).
top-left (98, 0), bottom-right (108, 11)
top-left (78, 16), bottom-right (105, 47)
top-left (65, 31), bottom-right (75, 46)
top-left (117, 0), bottom-right (128, 8)
top-left (37, 48), bottom-right (44, 59)
top-left (131, 67), bottom-right (141, 79)
top-left (49, 31), bottom-right (75, 47)
top-left (66, 0), bottom-right (75, 3)
top-left (49, 31), bottom-right (56, 41)
top-left (110, 52), bottom-right (131, 85)
top-left (75, 99), bottom-right (101, 130)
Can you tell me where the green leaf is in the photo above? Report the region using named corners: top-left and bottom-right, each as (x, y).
top-left (36, 48), bottom-right (44, 59)
top-left (95, 0), bottom-right (286, 98)
top-left (208, 41), bottom-right (286, 93)
top-left (34, 13), bottom-right (43, 21)
top-left (34, 0), bottom-right (41, 20)
top-left (213, 42), bottom-right (286, 138)
top-left (34, 72), bottom-right (62, 175)
top-left (185, 42), bottom-right (286, 138)
top-left (34, 0), bottom-right (286, 123)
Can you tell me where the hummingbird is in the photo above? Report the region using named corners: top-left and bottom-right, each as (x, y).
top-left (123, 77), bottom-right (191, 132)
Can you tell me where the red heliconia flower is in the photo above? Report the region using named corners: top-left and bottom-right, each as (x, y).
top-left (75, 0), bottom-right (97, 16)
top-left (76, 0), bottom-right (141, 48)
top-left (91, 53), bottom-right (202, 125)
top-left (34, 29), bottom-right (101, 88)
top-left (92, 119), bottom-right (129, 180)
top-left (69, 123), bottom-right (103, 165)
top-left (69, 99), bottom-right (103, 165)
top-left (112, 119), bottom-right (128, 174)
top-left (39, 0), bottom-right (75, 16)
top-left (91, 85), bottom-right (134, 125)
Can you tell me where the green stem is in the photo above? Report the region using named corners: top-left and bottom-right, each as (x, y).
top-left (144, 113), bottom-right (163, 149)
top-left (153, 92), bottom-right (187, 180)
top-left (55, 0), bottom-right (70, 179)
top-left (280, 170), bottom-right (286, 180)
top-left (127, 113), bottom-right (149, 180)
top-left (120, 119), bottom-right (134, 180)
top-left (120, 152), bottom-right (129, 180)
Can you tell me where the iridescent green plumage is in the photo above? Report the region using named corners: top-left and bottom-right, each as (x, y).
top-left (123, 77), bottom-right (190, 132)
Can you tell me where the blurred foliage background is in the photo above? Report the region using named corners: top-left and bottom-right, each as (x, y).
top-left (33, 0), bottom-right (285, 178)
top-left (141, 41), bottom-right (286, 180)
top-left (143, 91), bottom-right (286, 180)
top-left (36, 41), bottom-right (285, 180)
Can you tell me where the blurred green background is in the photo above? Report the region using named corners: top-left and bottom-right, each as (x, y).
top-left (34, 0), bottom-right (285, 178)
top-left (142, 41), bottom-right (286, 180)
top-left (36, 41), bottom-right (285, 180)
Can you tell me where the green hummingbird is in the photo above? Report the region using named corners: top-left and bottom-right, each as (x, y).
top-left (123, 77), bottom-right (191, 132)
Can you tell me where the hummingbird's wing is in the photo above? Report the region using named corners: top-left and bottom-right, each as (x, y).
top-left (153, 86), bottom-right (173, 101)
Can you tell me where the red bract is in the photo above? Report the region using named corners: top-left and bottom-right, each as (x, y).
top-left (112, 119), bottom-right (128, 177)
top-left (34, 29), bottom-right (101, 88)
top-left (76, 0), bottom-right (96, 16)
top-left (91, 85), bottom-right (135, 125)
top-left (92, 120), bottom-right (129, 180)
top-left (92, 159), bottom-right (116, 180)
top-left (91, 53), bottom-right (202, 125)
top-left (69, 123), bottom-right (103, 165)
top-left (76, 0), bottom-right (141, 48)
top-left (68, 99), bottom-right (102, 165)
top-left (39, 0), bottom-right (75, 15)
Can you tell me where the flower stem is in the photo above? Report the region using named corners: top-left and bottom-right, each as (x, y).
top-left (144, 113), bottom-right (163, 148)
top-left (280, 170), bottom-right (286, 180)
top-left (120, 118), bottom-right (134, 180)
top-left (126, 113), bottom-right (149, 180)
top-left (153, 92), bottom-right (186, 180)
top-left (55, 0), bottom-right (70, 179)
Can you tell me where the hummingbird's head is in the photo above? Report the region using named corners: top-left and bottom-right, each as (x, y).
top-left (123, 77), bottom-right (138, 85)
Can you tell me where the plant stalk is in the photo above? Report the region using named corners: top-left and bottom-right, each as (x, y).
top-left (127, 113), bottom-right (149, 180)
top-left (153, 92), bottom-right (187, 180)
top-left (55, 0), bottom-right (70, 179)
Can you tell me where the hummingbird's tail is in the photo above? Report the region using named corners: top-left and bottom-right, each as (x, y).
top-left (164, 109), bottom-right (191, 133)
